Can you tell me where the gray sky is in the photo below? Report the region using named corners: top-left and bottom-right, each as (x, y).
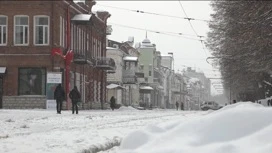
top-left (92, 1), bottom-right (222, 95)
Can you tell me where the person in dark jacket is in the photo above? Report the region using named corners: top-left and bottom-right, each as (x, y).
top-left (176, 101), bottom-right (179, 111)
top-left (180, 102), bottom-right (184, 110)
top-left (69, 86), bottom-right (81, 114)
top-left (267, 99), bottom-right (271, 106)
top-left (110, 96), bottom-right (116, 111)
top-left (54, 84), bottom-right (65, 114)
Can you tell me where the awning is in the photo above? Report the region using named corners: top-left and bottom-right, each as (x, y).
top-left (71, 14), bottom-right (93, 25)
top-left (140, 86), bottom-right (154, 90)
top-left (123, 56), bottom-right (138, 61)
top-left (0, 67), bottom-right (6, 74)
top-left (107, 84), bottom-right (125, 89)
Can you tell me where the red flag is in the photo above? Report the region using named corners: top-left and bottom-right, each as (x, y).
top-left (51, 48), bottom-right (62, 56)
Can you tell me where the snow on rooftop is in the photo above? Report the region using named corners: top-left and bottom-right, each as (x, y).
top-left (106, 47), bottom-right (118, 50)
top-left (119, 102), bottom-right (272, 153)
top-left (140, 86), bottom-right (153, 90)
top-left (123, 56), bottom-right (138, 61)
top-left (189, 77), bottom-right (200, 84)
top-left (161, 54), bottom-right (172, 57)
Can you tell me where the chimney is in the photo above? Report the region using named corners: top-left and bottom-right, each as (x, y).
top-left (96, 11), bottom-right (111, 22)
top-left (85, 0), bottom-right (96, 12)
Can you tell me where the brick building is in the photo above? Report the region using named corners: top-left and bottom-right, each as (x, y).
top-left (0, 0), bottom-right (115, 109)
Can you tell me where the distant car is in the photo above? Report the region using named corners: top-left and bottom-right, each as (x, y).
top-left (200, 101), bottom-right (222, 111)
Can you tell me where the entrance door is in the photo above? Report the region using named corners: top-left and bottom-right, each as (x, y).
top-left (0, 76), bottom-right (3, 108)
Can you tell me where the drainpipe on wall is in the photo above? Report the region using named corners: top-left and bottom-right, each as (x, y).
top-left (65, 3), bottom-right (72, 110)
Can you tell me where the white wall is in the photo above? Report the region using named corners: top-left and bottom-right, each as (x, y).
top-left (106, 48), bottom-right (124, 83)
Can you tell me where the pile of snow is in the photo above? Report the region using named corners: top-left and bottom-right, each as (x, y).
top-left (117, 106), bottom-right (138, 111)
top-left (119, 102), bottom-right (272, 153)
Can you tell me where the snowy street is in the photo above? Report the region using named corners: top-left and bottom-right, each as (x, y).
top-left (0, 107), bottom-right (205, 153)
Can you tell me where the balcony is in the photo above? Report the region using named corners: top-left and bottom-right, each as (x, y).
top-left (73, 53), bottom-right (88, 64)
top-left (73, 50), bottom-right (94, 65)
top-left (94, 57), bottom-right (116, 71)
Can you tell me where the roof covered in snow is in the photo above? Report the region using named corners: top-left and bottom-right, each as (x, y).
top-left (189, 78), bottom-right (200, 84)
top-left (140, 86), bottom-right (154, 90)
top-left (106, 84), bottom-right (124, 89)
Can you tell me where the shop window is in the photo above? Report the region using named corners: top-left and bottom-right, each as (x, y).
top-left (18, 68), bottom-right (46, 95)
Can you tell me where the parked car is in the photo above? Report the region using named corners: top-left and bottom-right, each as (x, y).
top-left (200, 101), bottom-right (222, 111)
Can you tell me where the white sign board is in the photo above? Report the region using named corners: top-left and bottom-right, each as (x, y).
top-left (47, 73), bottom-right (62, 84)
top-left (46, 72), bottom-right (62, 110)
top-left (46, 100), bottom-right (56, 109)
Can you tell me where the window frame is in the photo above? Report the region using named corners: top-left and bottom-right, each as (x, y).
top-left (14, 15), bottom-right (29, 46)
top-left (33, 15), bottom-right (49, 46)
top-left (0, 15), bottom-right (8, 46)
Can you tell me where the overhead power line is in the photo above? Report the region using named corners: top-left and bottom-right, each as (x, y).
top-left (109, 22), bottom-right (205, 41)
top-left (96, 4), bottom-right (210, 23)
top-left (178, 0), bottom-right (208, 57)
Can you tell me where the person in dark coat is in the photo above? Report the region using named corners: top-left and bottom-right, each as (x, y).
top-left (110, 96), bottom-right (116, 111)
top-left (69, 86), bottom-right (81, 114)
top-left (176, 101), bottom-right (179, 111)
top-left (180, 102), bottom-right (184, 110)
top-left (54, 84), bottom-right (65, 114)
top-left (267, 99), bottom-right (271, 106)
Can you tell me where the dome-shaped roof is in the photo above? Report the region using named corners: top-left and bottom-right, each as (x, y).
top-left (142, 38), bottom-right (151, 44)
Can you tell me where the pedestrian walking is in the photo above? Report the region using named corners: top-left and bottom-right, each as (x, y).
top-left (69, 86), bottom-right (81, 114)
top-left (180, 102), bottom-right (184, 110)
top-left (267, 99), bottom-right (271, 106)
top-left (176, 101), bottom-right (179, 111)
top-left (54, 84), bottom-right (65, 114)
top-left (110, 96), bottom-right (116, 111)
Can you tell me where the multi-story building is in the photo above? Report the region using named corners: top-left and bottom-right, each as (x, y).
top-left (171, 73), bottom-right (187, 109)
top-left (106, 38), bottom-right (143, 106)
top-left (161, 54), bottom-right (175, 108)
top-left (106, 40), bottom-right (124, 105)
top-left (184, 67), bottom-right (211, 103)
top-left (137, 36), bottom-right (164, 108)
top-left (0, 0), bottom-right (115, 109)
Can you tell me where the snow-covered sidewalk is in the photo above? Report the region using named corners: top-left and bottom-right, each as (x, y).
top-left (0, 107), bottom-right (204, 153)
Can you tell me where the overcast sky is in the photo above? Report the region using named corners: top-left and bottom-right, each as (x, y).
top-left (91, 1), bottom-right (222, 95)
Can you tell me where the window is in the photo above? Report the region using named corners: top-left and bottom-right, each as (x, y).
top-left (18, 68), bottom-right (46, 95)
top-left (60, 16), bottom-right (63, 47)
top-left (34, 16), bottom-right (49, 45)
top-left (0, 16), bottom-right (7, 45)
top-left (14, 15), bottom-right (29, 45)
top-left (59, 16), bottom-right (65, 47)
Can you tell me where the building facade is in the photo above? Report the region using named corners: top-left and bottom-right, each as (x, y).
top-left (106, 44), bottom-right (124, 105)
top-left (0, 0), bottom-right (114, 109)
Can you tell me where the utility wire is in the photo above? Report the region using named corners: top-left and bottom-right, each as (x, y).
top-left (109, 22), bottom-right (203, 41)
top-left (96, 4), bottom-right (210, 23)
top-left (178, 0), bottom-right (208, 57)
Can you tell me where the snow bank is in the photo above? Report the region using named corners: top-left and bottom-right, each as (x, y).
top-left (119, 102), bottom-right (272, 153)
top-left (117, 106), bottom-right (138, 111)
